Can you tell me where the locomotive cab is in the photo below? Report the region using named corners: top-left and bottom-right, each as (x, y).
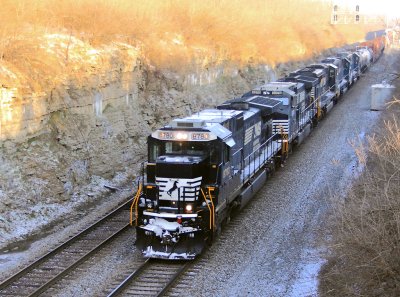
top-left (244, 81), bottom-right (307, 143)
top-left (351, 52), bottom-right (362, 81)
top-left (308, 64), bottom-right (339, 100)
top-left (320, 57), bottom-right (348, 96)
top-left (287, 67), bottom-right (333, 113)
top-left (335, 53), bottom-right (353, 87)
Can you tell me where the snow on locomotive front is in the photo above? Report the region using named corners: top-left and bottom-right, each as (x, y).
top-left (133, 115), bottom-right (237, 260)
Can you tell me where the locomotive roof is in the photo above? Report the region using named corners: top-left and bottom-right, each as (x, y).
top-left (204, 122), bottom-right (232, 140)
top-left (160, 109), bottom-right (243, 140)
top-left (255, 81), bottom-right (303, 91)
top-left (281, 75), bottom-right (318, 89)
top-left (337, 51), bottom-right (353, 58)
top-left (252, 81), bottom-right (304, 98)
top-left (152, 109), bottom-right (238, 142)
top-left (183, 109), bottom-right (243, 123)
top-left (322, 56), bottom-right (340, 61)
top-left (219, 95), bottom-right (283, 115)
top-left (300, 67), bottom-right (324, 75)
top-left (309, 63), bottom-right (338, 70)
top-left (290, 67), bottom-right (325, 79)
top-left (223, 95), bottom-right (282, 108)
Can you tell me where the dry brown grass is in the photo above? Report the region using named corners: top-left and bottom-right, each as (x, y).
top-left (0, 0), bottom-right (382, 92)
top-left (320, 112), bottom-right (400, 296)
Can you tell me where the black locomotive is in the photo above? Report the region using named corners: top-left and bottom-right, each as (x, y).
top-left (131, 36), bottom-right (384, 259)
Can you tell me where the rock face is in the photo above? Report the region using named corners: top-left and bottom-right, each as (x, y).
top-left (0, 47), bottom-right (281, 249)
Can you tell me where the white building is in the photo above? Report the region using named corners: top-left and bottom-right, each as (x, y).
top-left (331, 0), bottom-right (384, 25)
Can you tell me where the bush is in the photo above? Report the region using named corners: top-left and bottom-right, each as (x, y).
top-left (320, 112), bottom-right (400, 296)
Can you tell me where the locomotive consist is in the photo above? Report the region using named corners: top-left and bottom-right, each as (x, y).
top-left (131, 33), bottom-right (385, 259)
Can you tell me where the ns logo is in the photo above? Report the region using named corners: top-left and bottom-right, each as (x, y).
top-left (167, 180), bottom-right (179, 196)
top-left (162, 179), bottom-right (182, 199)
top-left (157, 177), bottom-right (201, 200)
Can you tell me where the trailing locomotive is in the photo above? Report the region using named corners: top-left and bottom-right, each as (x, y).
top-left (131, 35), bottom-right (385, 260)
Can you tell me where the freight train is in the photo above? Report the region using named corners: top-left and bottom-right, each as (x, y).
top-left (130, 32), bottom-right (385, 259)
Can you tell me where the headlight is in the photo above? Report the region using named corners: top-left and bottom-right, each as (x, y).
top-left (185, 204), bottom-right (193, 213)
top-left (176, 132), bottom-right (188, 140)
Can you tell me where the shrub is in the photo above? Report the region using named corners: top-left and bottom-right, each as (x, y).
top-left (320, 111), bottom-right (400, 296)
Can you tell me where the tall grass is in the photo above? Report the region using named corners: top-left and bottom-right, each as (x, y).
top-left (0, 0), bottom-right (379, 74)
top-left (320, 112), bottom-right (400, 296)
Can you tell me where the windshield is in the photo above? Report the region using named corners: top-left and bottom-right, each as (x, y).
top-left (164, 141), bottom-right (205, 156)
top-left (149, 138), bottom-right (217, 163)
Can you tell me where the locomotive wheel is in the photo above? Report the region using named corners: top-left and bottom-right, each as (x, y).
top-left (222, 213), bottom-right (231, 228)
top-left (274, 156), bottom-right (282, 170)
top-left (288, 143), bottom-right (293, 155)
top-left (266, 161), bottom-right (275, 177)
top-left (215, 222), bottom-right (222, 238)
top-left (312, 116), bottom-right (319, 128)
top-left (206, 231), bottom-right (213, 246)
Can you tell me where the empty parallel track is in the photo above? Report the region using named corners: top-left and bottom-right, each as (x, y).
top-left (0, 198), bottom-right (133, 297)
top-left (107, 259), bottom-right (190, 297)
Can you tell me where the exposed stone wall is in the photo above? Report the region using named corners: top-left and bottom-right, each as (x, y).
top-left (0, 54), bottom-right (279, 248)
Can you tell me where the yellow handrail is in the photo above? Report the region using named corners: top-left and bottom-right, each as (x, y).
top-left (279, 125), bottom-right (289, 157)
top-left (207, 187), bottom-right (215, 231)
top-left (200, 188), bottom-right (213, 230)
top-left (316, 99), bottom-right (322, 120)
top-left (130, 183), bottom-right (142, 226)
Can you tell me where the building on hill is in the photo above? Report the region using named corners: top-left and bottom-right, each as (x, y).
top-left (330, 0), bottom-right (385, 25)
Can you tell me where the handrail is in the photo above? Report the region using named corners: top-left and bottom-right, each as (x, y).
top-left (200, 188), bottom-right (213, 230)
top-left (207, 187), bottom-right (215, 231)
top-left (241, 134), bottom-right (280, 183)
top-left (231, 147), bottom-right (243, 173)
top-left (130, 183), bottom-right (142, 226)
top-left (279, 125), bottom-right (289, 157)
top-left (134, 183), bottom-right (143, 226)
top-left (316, 99), bottom-right (322, 119)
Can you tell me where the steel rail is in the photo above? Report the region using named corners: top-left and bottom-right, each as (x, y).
top-left (28, 224), bottom-right (130, 297)
top-left (107, 259), bottom-right (151, 297)
top-left (156, 262), bottom-right (190, 297)
top-left (107, 259), bottom-right (190, 297)
top-left (0, 198), bottom-right (133, 295)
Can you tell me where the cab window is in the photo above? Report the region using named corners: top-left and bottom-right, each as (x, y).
top-left (223, 146), bottom-right (230, 163)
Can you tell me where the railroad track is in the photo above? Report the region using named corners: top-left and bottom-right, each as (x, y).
top-left (107, 259), bottom-right (190, 297)
top-left (0, 198), bottom-right (133, 297)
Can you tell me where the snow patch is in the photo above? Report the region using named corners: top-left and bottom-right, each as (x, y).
top-left (143, 246), bottom-right (195, 260)
top-left (371, 83), bottom-right (395, 89)
top-left (289, 249), bottom-right (326, 297)
top-left (141, 217), bottom-right (198, 238)
top-left (151, 217), bottom-right (180, 231)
